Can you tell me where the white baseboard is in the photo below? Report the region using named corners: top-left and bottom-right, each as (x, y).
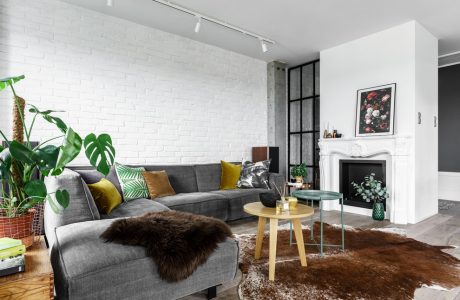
top-left (439, 172), bottom-right (460, 201)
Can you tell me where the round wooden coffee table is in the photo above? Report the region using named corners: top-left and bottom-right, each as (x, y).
top-left (243, 202), bottom-right (314, 281)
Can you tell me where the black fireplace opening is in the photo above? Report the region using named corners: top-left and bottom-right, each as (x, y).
top-left (339, 160), bottom-right (386, 210)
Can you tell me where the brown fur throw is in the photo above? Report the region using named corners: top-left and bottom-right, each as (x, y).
top-left (100, 211), bottom-right (233, 282)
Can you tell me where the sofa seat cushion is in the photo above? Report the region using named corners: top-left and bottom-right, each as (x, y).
top-left (210, 189), bottom-right (267, 221)
top-left (156, 193), bottom-right (228, 220)
top-left (101, 198), bottom-right (169, 219)
top-left (51, 219), bottom-right (239, 300)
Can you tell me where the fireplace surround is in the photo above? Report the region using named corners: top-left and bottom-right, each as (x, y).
top-left (319, 135), bottom-right (413, 224)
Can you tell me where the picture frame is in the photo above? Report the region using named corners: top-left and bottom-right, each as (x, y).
top-left (355, 83), bottom-right (396, 137)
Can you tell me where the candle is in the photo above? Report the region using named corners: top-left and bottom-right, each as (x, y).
top-left (288, 197), bottom-right (298, 209)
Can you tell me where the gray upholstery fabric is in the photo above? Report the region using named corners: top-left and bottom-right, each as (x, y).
top-left (210, 189), bottom-right (267, 221)
top-left (144, 165), bottom-right (198, 193)
top-left (157, 193), bottom-right (228, 220)
top-left (195, 163), bottom-right (221, 192)
top-left (101, 198), bottom-right (170, 219)
top-left (72, 166), bottom-right (122, 196)
top-left (44, 169), bottom-right (100, 249)
top-left (81, 181), bottom-right (99, 217)
top-left (268, 172), bottom-right (286, 191)
top-left (51, 219), bottom-right (239, 300)
top-left (74, 169), bottom-right (104, 184)
top-left (105, 166), bottom-right (122, 196)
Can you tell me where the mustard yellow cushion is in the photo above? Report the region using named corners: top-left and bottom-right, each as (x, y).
top-left (220, 161), bottom-right (242, 190)
top-left (87, 178), bottom-right (122, 214)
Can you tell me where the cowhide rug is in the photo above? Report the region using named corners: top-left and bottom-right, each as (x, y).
top-left (237, 223), bottom-right (460, 300)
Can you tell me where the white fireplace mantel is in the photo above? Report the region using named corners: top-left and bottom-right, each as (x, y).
top-left (319, 135), bottom-right (414, 224)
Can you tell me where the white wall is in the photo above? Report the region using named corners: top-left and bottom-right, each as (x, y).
top-left (0, 0), bottom-right (267, 165)
top-left (414, 23), bottom-right (439, 221)
top-left (320, 22), bottom-right (416, 137)
top-left (320, 21), bottom-right (439, 223)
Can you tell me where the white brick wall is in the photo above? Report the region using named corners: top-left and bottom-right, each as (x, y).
top-left (0, 0), bottom-right (267, 165)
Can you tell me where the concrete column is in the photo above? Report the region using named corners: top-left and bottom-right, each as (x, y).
top-left (267, 61), bottom-right (287, 177)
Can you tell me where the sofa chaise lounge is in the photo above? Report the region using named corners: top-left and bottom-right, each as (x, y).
top-left (44, 163), bottom-right (284, 299)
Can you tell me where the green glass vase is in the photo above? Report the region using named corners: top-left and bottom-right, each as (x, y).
top-left (372, 202), bottom-right (385, 221)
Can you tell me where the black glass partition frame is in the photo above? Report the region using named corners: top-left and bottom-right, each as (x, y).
top-left (287, 59), bottom-right (320, 188)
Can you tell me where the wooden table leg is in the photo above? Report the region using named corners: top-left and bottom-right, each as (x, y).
top-left (268, 218), bottom-right (278, 281)
top-left (293, 219), bottom-right (307, 267)
top-left (255, 217), bottom-right (266, 259)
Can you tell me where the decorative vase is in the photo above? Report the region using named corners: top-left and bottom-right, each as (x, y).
top-left (295, 176), bottom-right (303, 183)
top-left (259, 191), bottom-right (280, 208)
top-left (0, 209), bottom-right (36, 248)
top-left (372, 203), bottom-right (385, 221)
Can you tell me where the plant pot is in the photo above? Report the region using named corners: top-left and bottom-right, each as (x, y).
top-left (372, 203), bottom-right (385, 221)
top-left (295, 176), bottom-right (303, 183)
top-left (0, 209), bottom-right (35, 248)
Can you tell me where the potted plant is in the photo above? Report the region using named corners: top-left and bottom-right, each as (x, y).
top-left (0, 75), bottom-right (116, 246)
top-left (291, 163), bottom-right (308, 183)
top-left (351, 173), bottom-right (389, 220)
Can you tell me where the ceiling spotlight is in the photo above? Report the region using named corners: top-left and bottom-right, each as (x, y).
top-left (260, 39), bottom-right (268, 53)
top-left (107, 0), bottom-right (113, 7)
top-left (194, 16), bottom-right (201, 33)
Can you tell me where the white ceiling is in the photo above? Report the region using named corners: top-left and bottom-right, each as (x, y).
top-left (61, 0), bottom-right (460, 66)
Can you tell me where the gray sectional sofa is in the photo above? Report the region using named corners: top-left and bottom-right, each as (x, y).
top-left (44, 163), bottom-right (284, 300)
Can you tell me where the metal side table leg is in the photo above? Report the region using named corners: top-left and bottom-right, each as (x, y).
top-left (341, 197), bottom-right (345, 251)
top-left (320, 198), bottom-right (324, 257)
top-left (289, 220), bottom-right (293, 245)
top-left (310, 200), bottom-right (314, 241)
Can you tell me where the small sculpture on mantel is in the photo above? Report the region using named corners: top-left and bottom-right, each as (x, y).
top-left (323, 123), bottom-right (342, 139)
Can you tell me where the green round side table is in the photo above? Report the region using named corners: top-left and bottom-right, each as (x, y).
top-left (290, 190), bottom-right (345, 257)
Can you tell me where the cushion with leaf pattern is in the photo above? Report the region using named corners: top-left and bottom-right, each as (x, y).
top-left (114, 162), bottom-right (149, 201)
top-left (237, 160), bottom-right (270, 189)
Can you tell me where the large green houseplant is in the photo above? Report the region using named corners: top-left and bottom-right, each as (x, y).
top-left (0, 75), bottom-right (115, 238)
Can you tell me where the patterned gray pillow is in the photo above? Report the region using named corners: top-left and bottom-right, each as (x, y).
top-left (237, 160), bottom-right (271, 189)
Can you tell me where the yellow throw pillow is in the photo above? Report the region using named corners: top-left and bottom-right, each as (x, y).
top-left (220, 161), bottom-right (242, 190)
top-left (87, 178), bottom-right (122, 214)
top-left (142, 171), bottom-right (176, 199)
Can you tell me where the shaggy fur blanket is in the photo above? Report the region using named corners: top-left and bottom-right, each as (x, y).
top-left (100, 211), bottom-right (233, 282)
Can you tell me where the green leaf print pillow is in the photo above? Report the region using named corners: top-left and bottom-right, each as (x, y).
top-left (114, 162), bottom-right (149, 201)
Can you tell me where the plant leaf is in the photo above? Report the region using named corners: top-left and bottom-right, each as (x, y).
top-left (52, 128), bottom-right (82, 175)
top-left (83, 133), bottom-right (115, 176)
top-left (36, 145), bottom-right (59, 176)
top-left (46, 194), bottom-right (62, 214)
top-left (9, 141), bottom-right (40, 164)
top-left (0, 75), bottom-right (25, 91)
top-left (29, 104), bottom-right (68, 134)
top-left (0, 148), bottom-right (12, 180)
top-left (55, 189), bottom-right (70, 208)
top-left (24, 180), bottom-right (47, 198)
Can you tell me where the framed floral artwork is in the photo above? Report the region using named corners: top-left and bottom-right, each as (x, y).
top-left (355, 83), bottom-right (396, 137)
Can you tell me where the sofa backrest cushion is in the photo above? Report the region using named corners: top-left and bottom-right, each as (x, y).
top-left (44, 168), bottom-right (100, 248)
top-left (143, 165), bottom-right (198, 193)
top-left (74, 166), bottom-right (123, 196)
top-left (74, 168), bottom-right (104, 184)
top-left (194, 164), bottom-right (221, 192)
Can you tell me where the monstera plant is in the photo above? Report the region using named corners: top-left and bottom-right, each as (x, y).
top-left (0, 75), bottom-right (116, 218)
